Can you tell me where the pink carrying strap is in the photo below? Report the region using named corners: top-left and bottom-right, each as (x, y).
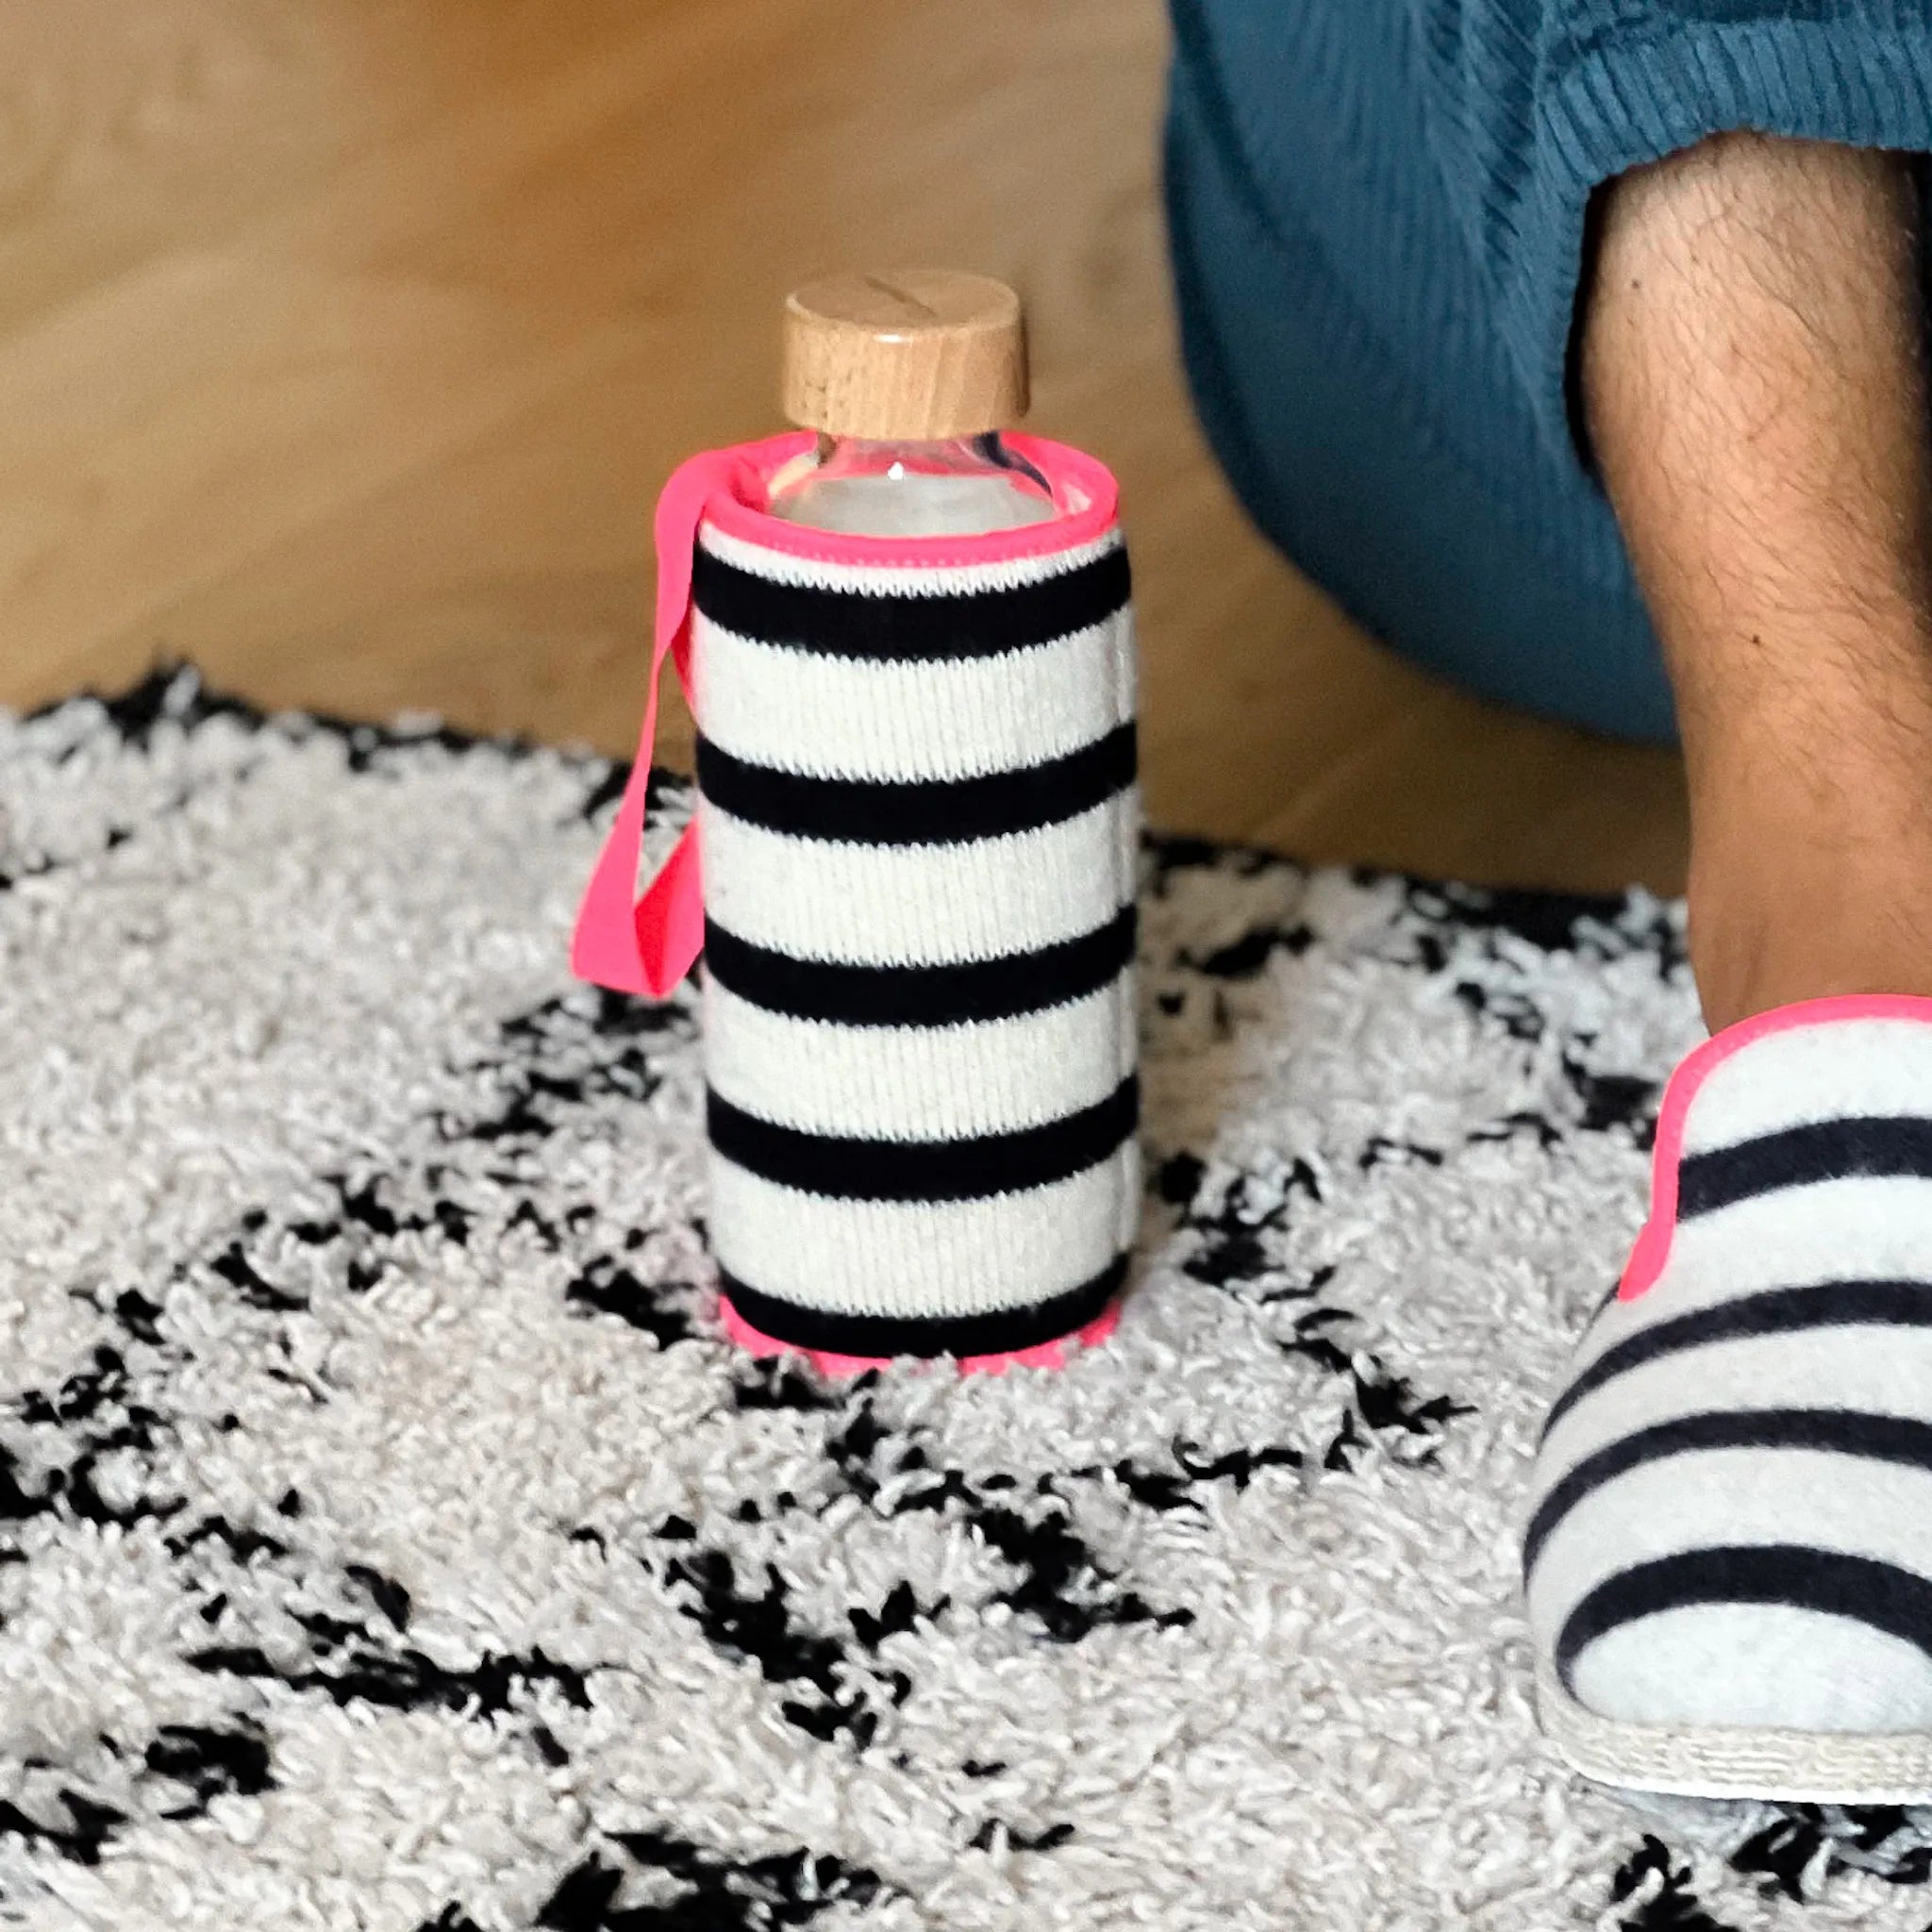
top-left (569, 449), bottom-right (724, 997)
top-left (572, 431), bottom-right (1124, 999)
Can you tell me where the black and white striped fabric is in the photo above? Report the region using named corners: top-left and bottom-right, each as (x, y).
top-left (1527, 1000), bottom-right (1932, 1800)
top-left (689, 519), bottom-right (1140, 1362)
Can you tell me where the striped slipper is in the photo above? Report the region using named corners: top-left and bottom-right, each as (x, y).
top-left (1526, 994), bottom-right (1932, 1801)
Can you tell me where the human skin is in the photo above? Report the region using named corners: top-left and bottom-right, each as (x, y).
top-left (1585, 131), bottom-right (1932, 1030)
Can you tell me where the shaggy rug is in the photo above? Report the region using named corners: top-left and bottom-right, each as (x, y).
top-left (5, 671), bottom-right (1932, 1932)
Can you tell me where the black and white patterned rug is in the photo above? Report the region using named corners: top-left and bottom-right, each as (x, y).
top-left (6, 671), bottom-right (1932, 1931)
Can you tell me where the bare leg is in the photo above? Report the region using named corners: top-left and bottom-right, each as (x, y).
top-left (1585, 132), bottom-right (1932, 1030)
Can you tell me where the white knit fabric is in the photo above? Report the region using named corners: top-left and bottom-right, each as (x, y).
top-left (707, 1144), bottom-right (1141, 1319)
top-left (697, 801), bottom-right (1137, 966)
top-left (690, 520), bottom-right (1140, 1353)
top-left (693, 611), bottom-right (1136, 783)
top-left (703, 978), bottom-right (1136, 1140)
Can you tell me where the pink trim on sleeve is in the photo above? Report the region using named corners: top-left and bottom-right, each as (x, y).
top-left (698, 432), bottom-right (1121, 567)
top-left (718, 1291), bottom-right (1122, 1379)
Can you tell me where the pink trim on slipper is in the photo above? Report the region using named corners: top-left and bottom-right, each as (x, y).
top-left (1619, 994), bottom-right (1932, 1301)
top-left (717, 1292), bottom-right (1123, 1379)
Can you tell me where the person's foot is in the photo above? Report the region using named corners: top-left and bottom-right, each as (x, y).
top-left (1526, 997), bottom-right (1932, 1800)
top-left (1536, 119), bottom-right (1932, 1802)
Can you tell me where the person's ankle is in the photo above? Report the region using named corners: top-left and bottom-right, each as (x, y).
top-left (1691, 931), bottom-right (1932, 1035)
top-left (1688, 816), bottom-right (1932, 1031)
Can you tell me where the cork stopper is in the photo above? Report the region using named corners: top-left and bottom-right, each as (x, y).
top-left (783, 271), bottom-right (1029, 441)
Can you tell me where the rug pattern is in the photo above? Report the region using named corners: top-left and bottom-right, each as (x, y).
top-left (3, 672), bottom-right (1931, 1930)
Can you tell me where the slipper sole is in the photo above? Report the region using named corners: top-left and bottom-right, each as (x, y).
top-left (1537, 1655), bottom-right (1932, 1802)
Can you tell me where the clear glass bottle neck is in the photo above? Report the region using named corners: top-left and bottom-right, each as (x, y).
top-left (807, 430), bottom-right (1048, 484)
top-left (767, 430), bottom-right (1058, 536)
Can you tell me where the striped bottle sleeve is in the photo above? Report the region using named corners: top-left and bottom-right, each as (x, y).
top-left (691, 518), bottom-right (1141, 1363)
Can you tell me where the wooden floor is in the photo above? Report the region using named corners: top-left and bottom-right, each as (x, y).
top-left (0, 0), bottom-right (1689, 892)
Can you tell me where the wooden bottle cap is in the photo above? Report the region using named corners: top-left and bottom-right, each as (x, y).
top-left (783, 271), bottom-right (1029, 441)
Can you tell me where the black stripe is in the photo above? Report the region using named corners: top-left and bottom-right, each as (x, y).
top-left (696, 724), bottom-right (1135, 846)
top-left (1526, 1408), bottom-right (1932, 1576)
top-left (691, 543), bottom-right (1130, 661)
top-left (1542, 1279), bottom-right (1932, 1439)
top-left (1680, 1116), bottom-right (1932, 1219)
top-left (720, 1252), bottom-right (1128, 1361)
top-left (702, 908), bottom-right (1136, 1027)
top-left (708, 1076), bottom-right (1138, 1203)
top-left (1556, 1544), bottom-right (1932, 1690)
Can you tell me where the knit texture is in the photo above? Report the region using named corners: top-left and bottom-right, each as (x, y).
top-left (1165, 0), bottom-right (1932, 740)
top-left (1529, 1003), bottom-right (1932, 1798)
top-left (690, 520), bottom-right (1140, 1360)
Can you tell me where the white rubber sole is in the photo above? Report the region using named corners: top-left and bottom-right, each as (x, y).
top-left (1536, 1657), bottom-right (1932, 1803)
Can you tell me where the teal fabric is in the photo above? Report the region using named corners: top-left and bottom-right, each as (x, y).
top-left (1164, 0), bottom-right (1932, 742)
